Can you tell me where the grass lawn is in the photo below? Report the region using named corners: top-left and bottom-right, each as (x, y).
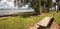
top-left (54, 12), bottom-right (60, 25)
top-left (0, 12), bottom-right (60, 29)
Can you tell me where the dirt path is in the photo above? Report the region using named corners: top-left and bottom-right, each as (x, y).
top-left (29, 21), bottom-right (60, 29)
top-left (50, 21), bottom-right (60, 29)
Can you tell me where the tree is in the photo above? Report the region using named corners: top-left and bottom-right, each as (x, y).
top-left (30, 0), bottom-right (41, 15)
top-left (47, 0), bottom-right (52, 12)
top-left (43, 0), bottom-right (52, 12)
top-left (40, 0), bottom-right (45, 13)
top-left (56, 0), bottom-right (60, 13)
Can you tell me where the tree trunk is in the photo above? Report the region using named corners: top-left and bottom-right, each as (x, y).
top-left (56, 0), bottom-right (60, 13)
top-left (47, 0), bottom-right (52, 12)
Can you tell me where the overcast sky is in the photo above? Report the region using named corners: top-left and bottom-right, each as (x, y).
top-left (52, 0), bottom-right (56, 2)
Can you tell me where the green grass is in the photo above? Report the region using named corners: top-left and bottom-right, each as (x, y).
top-left (0, 12), bottom-right (60, 29)
top-left (54, 12), bottom-right (60, 25)
top-left (48, 11), bottom-right (60, 26)
top-left (47, 11), bottom-right (60, 25)
top-left (0, 14), bottom-right (48, 29)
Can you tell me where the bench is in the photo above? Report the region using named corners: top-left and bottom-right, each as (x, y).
top-left (37, 17), bottom-right (54, 28)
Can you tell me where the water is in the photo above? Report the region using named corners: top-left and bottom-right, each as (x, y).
top-left (0, 0), bottom-right (34, 15)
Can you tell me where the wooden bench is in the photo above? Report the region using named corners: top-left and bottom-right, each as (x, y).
top-left (37, 17), bottom-right (54, 28)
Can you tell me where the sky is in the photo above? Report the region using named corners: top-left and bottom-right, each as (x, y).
top-left (52, 0), bottom-right (56, 2)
